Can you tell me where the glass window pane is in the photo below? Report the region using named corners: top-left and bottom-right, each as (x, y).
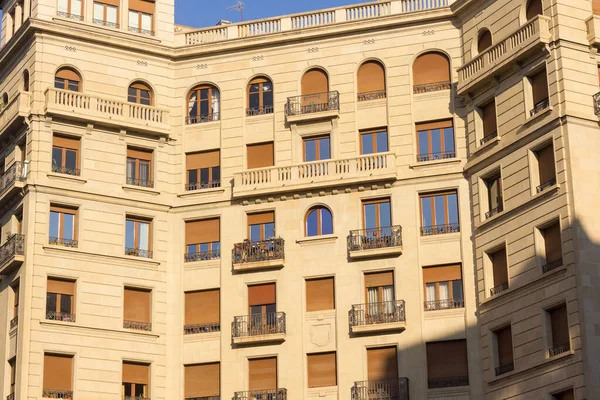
top-left (93, 2), bottom-right (103, 20)
top-left (71, 0), bottom-right (82, 15)
top-left (249, 84), bottom-right (260, 93)
top-left (126, 159), bottom-right (136, 180)
top-left (249, 224), bottom-right (261, 242)
top-left (106, 5), bottom-right (117, 23)
top-left (434, 195), bottom-right (446, 226)
top-left (128, 10), bottom-right (138, 28)
top-left (46, 293), bottom-right (57, 314)
top-left (364, 204), bottom-right (377, 229)
top-left (200, 89), bottom-right (208, 100)
top-left (452, 280), bottom-right (463, 301)
top-left (444, 128), bottom-right (455, 153)
top-left (200, 168), bottom-right (209, 184)
top-left (212, 167), bottom-right (220, 184)
top-left (125, 220), bottom-right (135, 249)
top-left (135, 384), bottom-right (144, 397)
top-left (54, 77), bottom-right (65, 89)
top-left (379, 201), bottom-right (391, 228)
top-left (376, 131), bottom-right (388, 152)
top-left (138, 222), bottom-right (149, 250)
top-left (68, 81), bottom-right (79, 92)
top-left (187, 244), bottom-right (196, 254)
top-left (262, 82), bottom-right (272, 92)
top-left (321, 208), bottom-right (333, 235)
top-left (65, 149), bottom-right (77, 170)
top-left (421, 197), bottom-right (432, 227)
top-left (58, 0), bottom-right (68, 13)
top-left (425, 283), bottom-right (436, 302)
top-left (187, 170), bottom-right (197, 185)
top-left (199, 243), bottom-right (209, 253)
top-left (52, 147), bottom-right (63, 169)
top-left (251, 305), bottom-right (262, 315)
top-left (319, 137), bottom-right (331, 160)
top-left (447, 193), bottom-right (459, 225)
top-left (200, 100), bottom-right (209, 116)
top-left (139, 161), bottom-right (150, 182)
top-left (141, 13), bottom-right (151, 30)
top-left (212, 242), bottom-right (220, 253)
top-left (431, 129), bottom-right (441, 155)
top-left (304, 140), bottom-right (316, 162)
top-left (60, 295), bottom-right (72, 313)
top-left (264, 222), bottom-right (275, 239)
top-left (63, 213), bottom-right (74, 240)
top-left (262, 91), bottom-right (273, 107)
top-left (418, 131), bottom-right (429, 156)
top-left (50, 211), bottom-right (60, 238)
top-left (249, 93), bottom-right (259, 109)
top-left (361, 133), bottom-right (373, 155)
top-left (306, 210), bottom-right (318, 237)
top-left (124, 384), bottom-right (132, 396)
top-left (265, 303), bottom-right (276, 313)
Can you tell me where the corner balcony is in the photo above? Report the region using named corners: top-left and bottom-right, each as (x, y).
top-left (457, 15), bottom-right (551, 95)
top-left (349, 300), bottom-right (406, 334)
top-left (232, 238), bottom-right (285, 271)
top-left (0, 91), bottom-right (31, 138)
top-left (44, 88), bottom-right (170, 137)
top-left (234, 389), bottom-right (286, 400)
top-left (586, 15), bottom-right (600, 47)
top-left (284, 91), bottom-right (339, 123)
top-left (232, 153), bottom-right (397, 198)
top-left (352, 378), bottom-right (409, 400)
top-left (232, 312), bottom-right (286, 345)
top-left (0, 161), bottom-right (28, 206)
top-left (347, 225), bottom-right (402, 259)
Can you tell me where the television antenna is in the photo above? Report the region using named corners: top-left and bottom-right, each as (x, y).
top-left (227, 0), bottom-right (244, 22)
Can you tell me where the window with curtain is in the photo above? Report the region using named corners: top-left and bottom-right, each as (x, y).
top-left (305, 206), bottom-right (333, 237)
top-left (416, 120), bottom-right (455, 162)
top-left (303, 136), bottom-right (330, 162)
top-left (360, 129), bottom-right (388, 154)
top-left (93, 1), bottom-right (118, 27)
top-left (362, 198), bottom-right (392, 238)
top-left (365, 271), bottom-right (395, 320)
top-left (125, 217), bottom-right (151, 257)
top-left (46, 278), bottom-right (76, 322)
top-left (54, 68), bottom-right (81, 91)
top-left (423, 265), bottom-right (463, 311)
top-left (49, 205), bottom-right (77, 247)
top-left (247, 77), bottom-right (273, 116)
top-left (57, 0), bottom-right (82, 18)
top-left (126, 147), bottom-right (153, 188)
top-left (128, 82), bottom-right (152, 105)
top-left (420, 191), bottom-right (459, 235)
top-left (52, 135), bottom-right (80, 176)
top-left (187, 85), bottom-right (220, 124)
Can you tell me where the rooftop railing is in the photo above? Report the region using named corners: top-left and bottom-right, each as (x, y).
top-left (0, 234), bottom-right (25, 268)
top-left (285, 91), bottom-right (339, 116)
top-left (347, 225), bottom-right (402, 252)
top-left (232, 238), bottom-right (284, 264)
top-left (233, 389), bottom-right (286, 400)
top-left (352, 378), bottom-right (409, 400)
top-left (232, 312), bottom-right (286, 338)
top-left (349, 300), bottom-right (406, 327)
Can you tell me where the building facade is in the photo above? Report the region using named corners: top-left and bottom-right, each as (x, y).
top-left (0, 0), bottom-right (596, 399)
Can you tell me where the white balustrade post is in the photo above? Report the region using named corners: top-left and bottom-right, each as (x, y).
top-left (390, 0), bottom-right (403, 14)
top-left (226, 25), bottom-right (238, 40)
top-left (280, 16), bottom-right (292, 31)
top-left (335, 8), bottom-right (346, 23)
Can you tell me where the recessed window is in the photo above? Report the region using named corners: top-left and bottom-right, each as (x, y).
top-left (527, 68), bottom-right (549, 117)
top-left (126, 147), bottom-right (153, 188)
top-left (478, 99), bottom-right (497, 145)
top-left (128, 0), bottom-right (154, 35)
top-left (122, 362), bottom-right (150, 397)
top-left (306, 277), bottom-right (335, 312)
top-left (128, 81), bottom-right (152, 105)
top-left (552, 388), bottom-right (575, 400)
top-left (43, 354), bottom-right (73, 399)
top-left (187, 84), bottom-right (220, 124)
top-left (483, 171), bottom-right (503, 219)
top-left (248, 283), bottom-right (277, 336)
top-left (46, 278), bottom-right (76, 322)
top-left (412, 52), bottom-right (451, 93)
top-left (423, 264), bottom-right (464, 311)
top-left (184, 289), bottom-right (220, 334)
top-left (539, 220), bottom-right (562, 273)
top-left (307, 352), bottom-right (337, 388)
top-left (365, 271), bottom-right (395, 321)
top-left (123, 287), bottom-right (152, 331)
top-left (477, 29), bottom-right (492, 53)
top-left (360, 128), bottom-right (388, 154)
top-left (416, 120), bottom-right (455, 162)
top-left (247, 142), bottom-right (274, 169)
top-left (426, 340), bottom-right (469, 388)
top-left (57, 0), bottom-right (83, 19)
top-left (488, 246), bottom-right (508, 296)
top-left (49, 205), bottom-right (78, 247)
top-left (247, 76), bottom-right (273, 116)
top-left (93, 0), bottom-right (119, 28)
top-left (420, 191), bottom-right (459, 235)
top-left (303, 136), bottom-right (330, 162)
top-left (125, 216), bottom-right (152, 258)
top-left (547, 303), bottom-right (570, 357)
top-left (357, 60), bottom-right (386, 101)
top-left (532, 142), bottom-right (556, 193)
top-left (367, 347), bottom-right (398, 382)
top-left (54, 67), bottom-right (81, 92)
top-left (8, 357), bottom-right (15, 396)
top-left (493, 325), bottom-right (514, 376)
top-left (248, 211), bottom-right (275, 241)
top-left (185, 218), bottom-right (220, 261)
top-left (526, 0), bottom-right (543, 20)
top-left (248, 357), bottom-right (277, 393)
top-left (52, 135), bottom-right (80, 176)
top-left (185, 363), bottom-right (220, 398)
top-left (23, 69), bottom-right (29, 92)
top-left (305, 206), bottom-right (333, 237)
top-left (186, 150), bottom-right (220, 190)
top-left (11, 283), bottom-right (19, 329)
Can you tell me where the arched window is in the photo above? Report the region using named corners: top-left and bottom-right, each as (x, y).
top-left (128, 82), bottom-right (152, 105)
top-left (412, 52), bottom-right (451, 94)
top-left (247, 77), bottom-right (273, 116)
top-left (477, 29), bottom-right (492, 54)
top-left (298, 69), bottom-right (330, 114)
top-left (357, 60), bottom-right (386, 101)
top-left (525, 0), bottom-right (543, 20)
top-left (187, 84), bottom-right (220, 124)
top-left (305, 206), bottom-right (333, 237)
top-left (302, 69), bottom-right (329, 95)
top-left (54, 67), bottom-right (82, 92)
top-left (23, 70), bottom-right (30, 92)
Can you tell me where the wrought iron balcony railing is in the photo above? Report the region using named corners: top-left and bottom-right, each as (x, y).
top-left (42, 389), bottom-right (73, 399)
top-left (57, 11), bottom-right (83, 20)
top-left (232, 238), bottom-right (284, 264)
top-left (233, 388), bottom-right (286, 400)
top-left (495, 361), bottom-right (514, 376)
top-left (480, 131), bottom-right (498, 146)
top-left (184, 322), bottom-right (220, 334)
top-left (594, 92), bottom-right (600, 116)
top-left (0, 234), bottom-right (25, 267)
top-left (423, 298), bottom-right (464, 311)
top-left (1, 161), bottom-right (28, 196)
top-left (485, 203), bottom-right (504, 219)
top-left (416, 150), bottom-right (456, 163)
top-left (128, 26), bottom-right (155, 36)
top-left (246, 105), bottom-right (274, 116)
top-left (490, 282), bottom-right (509, 296)
top-left (349, 300), bottom-right (406, 327)
top-left (347, 225), bottom-right (402, 252)
top-left (125, 248), bottom-right (153, 258)
top-left (420, 223), bottom-right (460, 236)
top-left (51, 166), bottom-right (81, 176)
top-left (9, 316), bottom-right (18, 329)
top-left (285, 91), bottom-right (339, 116)
top-left (549, 342), bottom-right (570, 357)
top-left (186, 113), bottom-right (220, 125)
top-left (352, 378), bottom-right (409, 400)
top-left (184, 249), bottom-right (221, 262)
top-left (93, 19), bottom-right (119, 28)
top-left (185, 180), bottom-right (221, 191)
top-left (413, 81), bottom-right (451, 94)
top-left (536, 177), bottom-right (556, 193)
top-left (126, 177), bottom-right (154, 188)
top-left (49, 237), bottom-right (78, 248)
top-left (47, 311), bottom-right (76, 322)
top-left (530, 98), bottom-right (549, 117)
top-left (357, 90), bottom-right (386, 102)
top-left (123, 320), bottom-right (152, 331)
top-left (542, 257), bottom-right (563, 273)
top-left (428, 375), bottom-right (469, 389)
top-left (232, 312), bottom-right (286, 338)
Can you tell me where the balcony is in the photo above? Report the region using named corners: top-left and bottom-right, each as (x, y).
top-left (0, 161), bottom-right (28, 205)
top-left (423, 298), bottom-right (464, 311)
top-left (0, 91), bottom-right (31, 139)
top-left (44, 88), bottom-right (170, 137)
top-left (232, 312), bottom-right (286, 344)
top-left (42, 389), bottom-right (73, 399)
top-left (495, 361), bottom-right (514, 376)
top-left (0, 234), bottom-right (24, 274)
top-left (542, 257), bottom-right (563, 273)
top-left (123, 320), bottom-right (152, 331)
top-left (184, 322), bottom-right (220, 334)
top-left (47, 311), bottom-right (76, 323)
top-left (232, 238), bottom-right (285, 271)
top-left (284, 91), bottom-right (339, 122)
top-left (349, 300), bottom-right (406, 334)
top-left (457, 15), bottom-right (551, 95)
top-left (234, 389), bottom-right (286, 400)
top-left (347, 225), bottom-right (402, 259)
top-left (232, 153), bottom-right (397, 198)
top-left (490, 282), bottom-right (508, 296)
top-left (548, 342), bottom-right (570, 358)
top-left (352, 378), bottom-right (409, 400)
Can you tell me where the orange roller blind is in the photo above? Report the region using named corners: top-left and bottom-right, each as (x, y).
top-left (544, 222), bottom-right (562, 263)
top-left (186, 218), bottom-right (220, 245)
top-left (426, 340), bottom-right (468, 379)
top-left (128, 148), bottom-right (153, 161)
top-left (413, 53), bottom-right (450, 86)
top-left (367, 347), bottom-right (397, 381)
top-left (186, 150), bottom-right (220, 170)
top-left (496, 326), bottom-right (513, 366)
top-left (249, 357), bottom-right (277, 390)
top-left (247, 211), bottom-right (274, 226)
top-left (43, 354), bottom-right (73, 391)
top-left (415, 119), bottom-right (453, 132)
top-left (185, 289), bottom-right (219, 325)
top-left (122, 362), bottom-right (149, 385)
top-left (185, 363), bottom-right (220, 397)
top-left (47, 278), bottom-right (75, 295)
top-left (247, 142), bottom-right (274, 169)
top-left (302, 69), bottom-right (328, 95)
top-left (365, 271), bottom-right (394, 288)
top-left (358, 61), bottom-right (385, 93)
top-left (124, 288), bottom-right (151, 323)
top-left (307, 352), bottom-right (337, 388)
top-left (129, 0), bottom-right (154, 13)
top-left (248, 283), bottom-right (275, 306)
top-left (306, 277), bottom-right (335, 312)
top-left (53, 135), bottom-right (80, 150)
top-left (423, 265), bottom-right (461, 284)
top-left (55, 68), bottom-right (80, 82)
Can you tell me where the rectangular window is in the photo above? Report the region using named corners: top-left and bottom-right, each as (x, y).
top-left (548, 304), bottom-right (570, 356)
top-left (185, 363), bottom-right (219, 398)
top-left (184, 289), bottom-right (220, 333)
top-left (46, 278), bottom-right (75, 322)
top-left (128, 0), bottom-right (154, 34)
top-left (125, 217), bottom-right (152, 257)
top-left (360, 128), bottom-right (388, 154)
top-left (552, 389), bottom-right (575, 400)
top-left (416, 120), bottom-right (455, 162)
top-left (185, 218), bottom-right (220, 261)
top-left (484, 172), bottom-right (503, 218)
top-left (9, 357), bottom-right (15, 395)
top-left (420, 191), bottom-right (459, 235)
top-left (186, 150), bottom-right (220, 190)
top-left (494, 325), bottom-right (514, 375)
top-left (489, 247), bottom-right (508, 296)
top-left (52, 135), bottom-right (80, 176)
top-left (303, 136), bottom-right (331, 162)
top-left (247, 142), bottom-right (274, 169)
top-left (49, 205), bottom-right (78, 247)
top-left (535, 143), bottom-right (556, 192)
top-left (426, 340), bottom-right (469, 388)
top-left (480, 99), bottom-right (497, 144)
top-left (248, 357), bottom-right (277, 391)
top-left (122, 362), bottom-right (149, 398)
top-left (306, 277), bottom-right (335, 312)
top-left (367, 347), bottom-right (397, 381)
top-left (541, 221), bottom-right (562, 272)
top-left (248, 283), bottom-right (276, 334)
top-left (423, 264), bottom-right (463, 310)
top-left (529, 68), bottom-right (549, 116)
top-left (248, 211), bottom-right (275, 241)
top-left (126, 148), bottom-right (153, 188)
top-left (43, 354), bottom-right (73, 396)
top-left (57, 0), bottom-right (82, 17)
top-left (365, 271), bottom-right (395, 317)
top-left (123, 287), bottom-right (151, 331)
top-left (93, 1), bottom-right (118, 26)
top-left (362, 198), bottom-right (391, 233)
top-left (307, 352), bottom-right (337, 388)
top-left (13, 283), bottom-right (19, 319)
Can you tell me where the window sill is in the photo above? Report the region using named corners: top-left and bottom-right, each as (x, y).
top-left (47, 172), bottom-right (87, 183)
top-left (409, 157), bottom-right (461, 169)
top-left (183, 331), bottom-right (221, 343)
top-left (472, 136), bottom-right (500, 156)
top-left (177, 187), bottom-right (225, 198)
top-left (245, 113), bottom-right (274, 124)
top-left (305, 310), bottom-right (336, 321)
top-left (122, 184), bottom-right (160, 195)
top-left (185, 120), bottom-right (221, 130)
top-left (183, 259), bottom-right (221, 269)
top-left (42, 244), bottom-right (160, 268)
top-left (40, 319), bottom-right (160, 338)
top-left (487, 349), bottom-right (573, 385)
top-left (413, 88), bottom-right (451, 101)
top-left (420, 231), bottom-right (461, 243)
top-left (357, 97), bottom-right (387, 109)
top-left (296, 234), bottom-right (338, 245)
top-left (523, 105), bottom-right (553, 127)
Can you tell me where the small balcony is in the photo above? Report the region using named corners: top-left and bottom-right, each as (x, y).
top-left (232, 238), bottom-right (285, 271)
top-left (413, 81), bottom-right (451, 94)
top-left (0, 91), bottom-right (31, 138)
top-left (284, 91), bottom-right (339, 122)
top-left (234, 389), bottom-right (286, 400)
top-left (428, 375), bottom-right (469, 389)
top-left (0, 234), bottom-right (25, 275)
top-left (457, 15), bottom-right (551, 95)
top-left (126, 177), bottom-right (154, 189)
top-left (495, 361), bottom-right (514, 376)
top-left (185, 180), bottom-right (221, 191)
top-left (185, 112), bottom-right (220, 125)
top-left (47, 311), bottom-right (76, 323)
top-left (123, 320), bottom-right (152, 331)
top-left (0, 161), bottom-right (28, 205)
top-left (480, 131), bottom-right (498, 146)
top-left (232, 312), bottom-right (286, 344)
top-left (490, 282), bottom-right (508, 297)
top-left (548, 342), bottom-right (570, 358)
top-left (184, 322), bottom-right (220, 335)
top-left (42, 389), bottom-right (73, 399)
top-left (352, 378), bottom-right (409, 400)
top-left (423, 298), bottom-right (464, 311)
top-left (246, 105), bottom-right (274, 116)
top-left (347, 225), bottom-right (402, 259)
top-left (51, 166), bottom-right (81, 177)
top-left (349, 300), bottom-right (406, 334)
top-left (45, 88), bottom-right (170, 137)
top-left (232, 152), bottom-right (397, 198)
top-left (530, 98), bottom-right (549, 117)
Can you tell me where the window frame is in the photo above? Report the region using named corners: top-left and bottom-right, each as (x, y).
top-left (93, 0), bottom-right (119, 26)
top-left (57, 0), bottom-right (83, 17)
top-left (419, 191), bottom-right (459, 231)
top-left (54, 68), bottom-right (81, 92)
top-left (302, 135), bottom-right (331, 162)
top-left (187, 85), bottom-right (220, 123)
top-left (247, 77), bottom-right (273, 116)
top-left (128, 9), bottom-right (153, 34)
top-left (49, 205), bottom-right (78, 242)
top-left (362, 198), bottom-right (392, 230)
top-left (126, 147), bottom-right (153, 187)
top-left (125, 216), bottom-right (152, 252)
top-left (52, 135), bottom-right (80, 175)
top-left (359, 128), bottom-right (389, 155)
top-left (305, 206), bottom-right (333, 237)
top-left (128, 82), bottom-right (152, 105)
top-left (416, 120), bottom-right (455, 162)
